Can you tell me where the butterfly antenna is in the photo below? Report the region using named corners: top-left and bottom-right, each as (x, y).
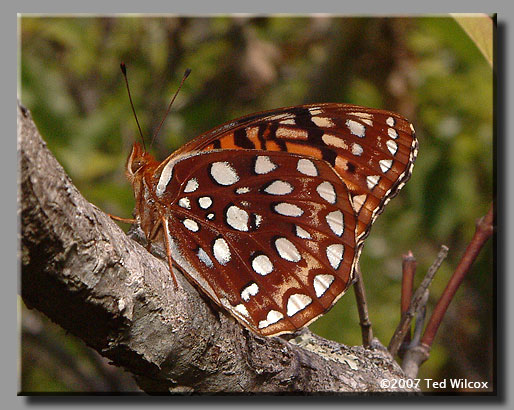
top-left (120, 62), bottom-right (146, 151)
top-left (150, 68), bottom-right (191, 148)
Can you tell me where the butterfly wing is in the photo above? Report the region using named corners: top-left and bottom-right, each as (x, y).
top-left (172, 103), bottom-right (418, 242)
top-left (156, 149), bottom-right (357, 336)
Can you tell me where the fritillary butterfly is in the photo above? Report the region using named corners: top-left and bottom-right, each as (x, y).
top-left (124, 83), bottom-right (418, 337)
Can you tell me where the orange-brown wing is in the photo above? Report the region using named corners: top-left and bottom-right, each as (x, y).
top-left (156, 149), bottom-right (357, 336)
top-left (171, 103), bottom-right (418, 242)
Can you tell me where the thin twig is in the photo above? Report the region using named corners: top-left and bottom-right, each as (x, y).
top-left (388, 245), bottom-right (449, 357)
top-left (398, 251), bottom-right (417, 357)
top-left (420, 204), bottom-right (494, 347)
top-left (353, 265), bottom-right (373, 348)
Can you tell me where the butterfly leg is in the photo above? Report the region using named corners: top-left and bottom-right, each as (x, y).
top-left (160, 216), bottom-right (179, 289)
top-left (108, 214), bottom-right (137, 224)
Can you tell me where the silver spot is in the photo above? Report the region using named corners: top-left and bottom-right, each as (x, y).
top-left (297, 158), bottom-right (318, 176)
top-left (386, 116), bottom-right (395, 127)
top-left (346, 119), bottom-right (365, 138)
top-left (241, 282), bottom-right (259, 302)
top-left (352, 194), bottom-right (367, 213)
top-left (312, 116), bottom-right (335, 127)
top-left (316, 181), bottom-right (337, 204)
top-left (287, 294), bottom-right (312, 317)
top-left (184, 178), bottom-right (199, 193)
top-left (255, 156), bottom-right (277, 175)
top-left (258, 310), bottom-right (284, 329)
top-left (210, 161), bottom-right (239, 186)
top-left (295, 225), bottom-right (311, 239)
top-left (236, 187), bottom-right (251, 194)
top-left (274, 202), bottom-right (304, 217)
top-left (156, 160), bottom-right (174, 197)
top-left (183, 218), bottom-right (199, 232)
top-left (309, 107), bottom-right (323, 115)
top-left (178, 197), bottom-right (191, 209)
top-left (379, 159), bottom-right (393, 173)
top-left (388, 128), bottom-right (398, 139)
top-left (198, 196), bottom-right (213, 209)
top-left (410, 123), bottom-right (415, 133)
top-left (352, 142), bottom-right (363, 156)
top-left (263, 180), bottom-right (294, 195)
top-left (366, 175), bottom-right (380, 190)
top-left (206, 213), bottom-right (215, 220)
top-left (197, 247), bottom-right (213, 268)
top-left (254, 214), bottom-right (263, 228)
top-left (326, 210), bottom-right (344, 237)
top-left (234, 304), bottom-right (249, 318)
top-left (226, 205), bottom-right (249, 232)
top-left (313, 274), bottom-right (335, 297)
top-left (387, 139), bottom-right (398, 155)
top-left (275, 237), bottom-right (301, 262)
top-left (326, 244), bottom-right (344, 270)
top-left (213, 237), bottom-right (231, 265)
top-left (252, 254), bottom-right (274, 276)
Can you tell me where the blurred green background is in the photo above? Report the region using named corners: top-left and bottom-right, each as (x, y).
top-left (19, 15), bottom-right (494, 393)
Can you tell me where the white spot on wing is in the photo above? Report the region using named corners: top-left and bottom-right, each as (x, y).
top-left (197, 247), bottom-right (213, 268)
top-left (263, 180), bottom-right (294, 195)
top-left (184, 178), bottom-right (199, 193)
top-left (210, 161), bottom-right (239, 186)
top-left (352, 143), bottom-right (363, 156)
top-left (352, 194), bottom-right (367, 213)
top-left (275, 237), bottom-right (301, 262)
top-left (312, 116), bottom-right (335, 127)
top-left (388, 128), bottom-right (398, 139)
top-left (313, 274), bottom-right (335, 297)
top-left (322, 133), bottom-right (348, 149)
top-left (295, 225), bottom-right (311, 239)
top-left (206, 213), bottom-right (215, 220)
top-left (234, 304), bottom-right (249, 318)
top-left (326, 210), bottom-right (344, 236)
top-left (258, 310), bottom-right (284, 329)
top-left (387, 139), bottom-right (398, 155)
top-left (255, 156), bottom-right (277, 175)
top-left (366, 175), bottom-right (380, 190)
top-left (183, 219), bottom-right (199, 232)
top-left (297, 158), bottom-right (318, 176)
top-left (156, 160), bottom-right (174, 197)
top-left (235, 187), bottom-right (251, 195)
top-left (287, 294), bottom-right (312, 317)
top-left (379, 159), bottom-right (393, 173)
top-left (198, 196), bottom-right (213, 209)
top-left (213, 237), bottom-right (231, 265)
top-left (178, 197), bottom-right (191, 209)
top-left (241, 282), bottom-right (259, 302)
top-left (252, 254), bottom-right (274, 276)
top-left (386, 116), bottom-right (395, 127)
top-left (226, 205), bottom-right (249, 232)
top-left (326, 244), bottom-right (344, 270)
top-left (346, 119), bottom-right (365, 138)
top-left (274, 202), bottom-right (304, 217)
top-left (316, 181), bottom-right (337, 204)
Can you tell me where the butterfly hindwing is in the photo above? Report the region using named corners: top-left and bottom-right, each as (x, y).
top-left (156, 149), bottom-right (357, 336)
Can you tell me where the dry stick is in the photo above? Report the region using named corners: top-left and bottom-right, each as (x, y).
top-left (402, 204), bottom-right (494, 378)
top-left (353, 264), bottom-right (373, 348)
top-left (388, 245), bottom-right (449, 357)
top-left (420, 203), bottom-right (494, 348)
top-left (398, 252), bottom-right (417, 358)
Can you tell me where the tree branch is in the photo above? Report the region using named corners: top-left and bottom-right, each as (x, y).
top-left (19, 102), bottom-right (418, 394)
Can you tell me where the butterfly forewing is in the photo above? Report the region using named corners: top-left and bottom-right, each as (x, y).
top-left (155, 149), bottom-right (357, 336)
top-left (173, 104), bottom-right (417, 241)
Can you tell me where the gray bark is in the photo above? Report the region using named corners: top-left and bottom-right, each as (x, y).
top-left (18, 102), bottom-right (419, 394)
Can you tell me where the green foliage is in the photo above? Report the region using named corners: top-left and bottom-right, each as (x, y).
top-left (20, 15), bottom-right (493, 392)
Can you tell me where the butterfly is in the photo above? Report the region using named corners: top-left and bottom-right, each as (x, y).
top-left (121, 95), bottom-right (418, 337)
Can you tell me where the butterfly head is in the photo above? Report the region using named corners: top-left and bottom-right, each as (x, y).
top-left (125, 142), bottom-right (159, 184)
